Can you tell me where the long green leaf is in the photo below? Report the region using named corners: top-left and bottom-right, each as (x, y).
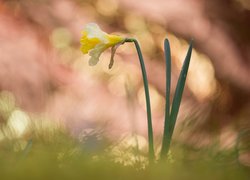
top-left (160, 38), bottom-right (172, 158)
top-left (169, 40), bottom-right (193, 139)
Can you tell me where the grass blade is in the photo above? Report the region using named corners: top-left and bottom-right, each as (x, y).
top-left (21, 139), bottom-right (33, 158)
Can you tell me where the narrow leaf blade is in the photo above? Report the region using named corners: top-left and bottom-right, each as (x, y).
top-left (169, 40), bottom-right (193, 138)
top-left (161, 38), bottom-right (172, 157)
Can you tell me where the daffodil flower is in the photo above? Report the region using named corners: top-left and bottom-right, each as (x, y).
top-left (79, 23), bottom-right (157, 161)
top-left (80, 23), bottom-right (125, 68)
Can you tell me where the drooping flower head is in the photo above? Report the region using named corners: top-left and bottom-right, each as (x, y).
top-left (80, 23), bottom-right (125, 68)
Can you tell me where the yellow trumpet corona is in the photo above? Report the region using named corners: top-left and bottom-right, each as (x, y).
top-left (80, 23), bottom-right (125, 66)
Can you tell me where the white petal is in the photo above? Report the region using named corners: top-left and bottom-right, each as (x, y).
top-left (88, 44), bottom-right (107, 66)
top-left (84, 23), bottom-right (108, 43)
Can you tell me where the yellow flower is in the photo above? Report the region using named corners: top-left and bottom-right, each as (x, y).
top-left (80, 23), bottom-right (125, 67)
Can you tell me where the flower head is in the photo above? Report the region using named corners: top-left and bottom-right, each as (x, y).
top-left (80, 23), bottom-right (125, 67)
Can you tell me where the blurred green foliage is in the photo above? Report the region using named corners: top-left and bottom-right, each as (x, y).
top-left (0, 129), bottom-right (249, 180)
top-left (0, 119), bottom-right (249, 180)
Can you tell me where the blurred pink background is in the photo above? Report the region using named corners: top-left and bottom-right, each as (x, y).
top-left (0, 0), bottom-right (250, 155)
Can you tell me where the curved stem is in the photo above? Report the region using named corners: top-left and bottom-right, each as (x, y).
top-left (125, 38), bottom-right (155, 162)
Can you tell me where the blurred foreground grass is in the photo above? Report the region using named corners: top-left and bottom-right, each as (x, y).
top-left (0, 91), bottom-right (250, 179)
top-left (1, 124), bottom-right (250, 180)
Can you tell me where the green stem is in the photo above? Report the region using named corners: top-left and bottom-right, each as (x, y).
top-left (125, 38), bottom-right (155, 162)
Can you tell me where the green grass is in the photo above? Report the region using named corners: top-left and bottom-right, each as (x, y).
top-left (0, 126), bottom-right (249, 180)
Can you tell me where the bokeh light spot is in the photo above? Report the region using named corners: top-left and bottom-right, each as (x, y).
top-left (7, 110), bottom-right (30, 137)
